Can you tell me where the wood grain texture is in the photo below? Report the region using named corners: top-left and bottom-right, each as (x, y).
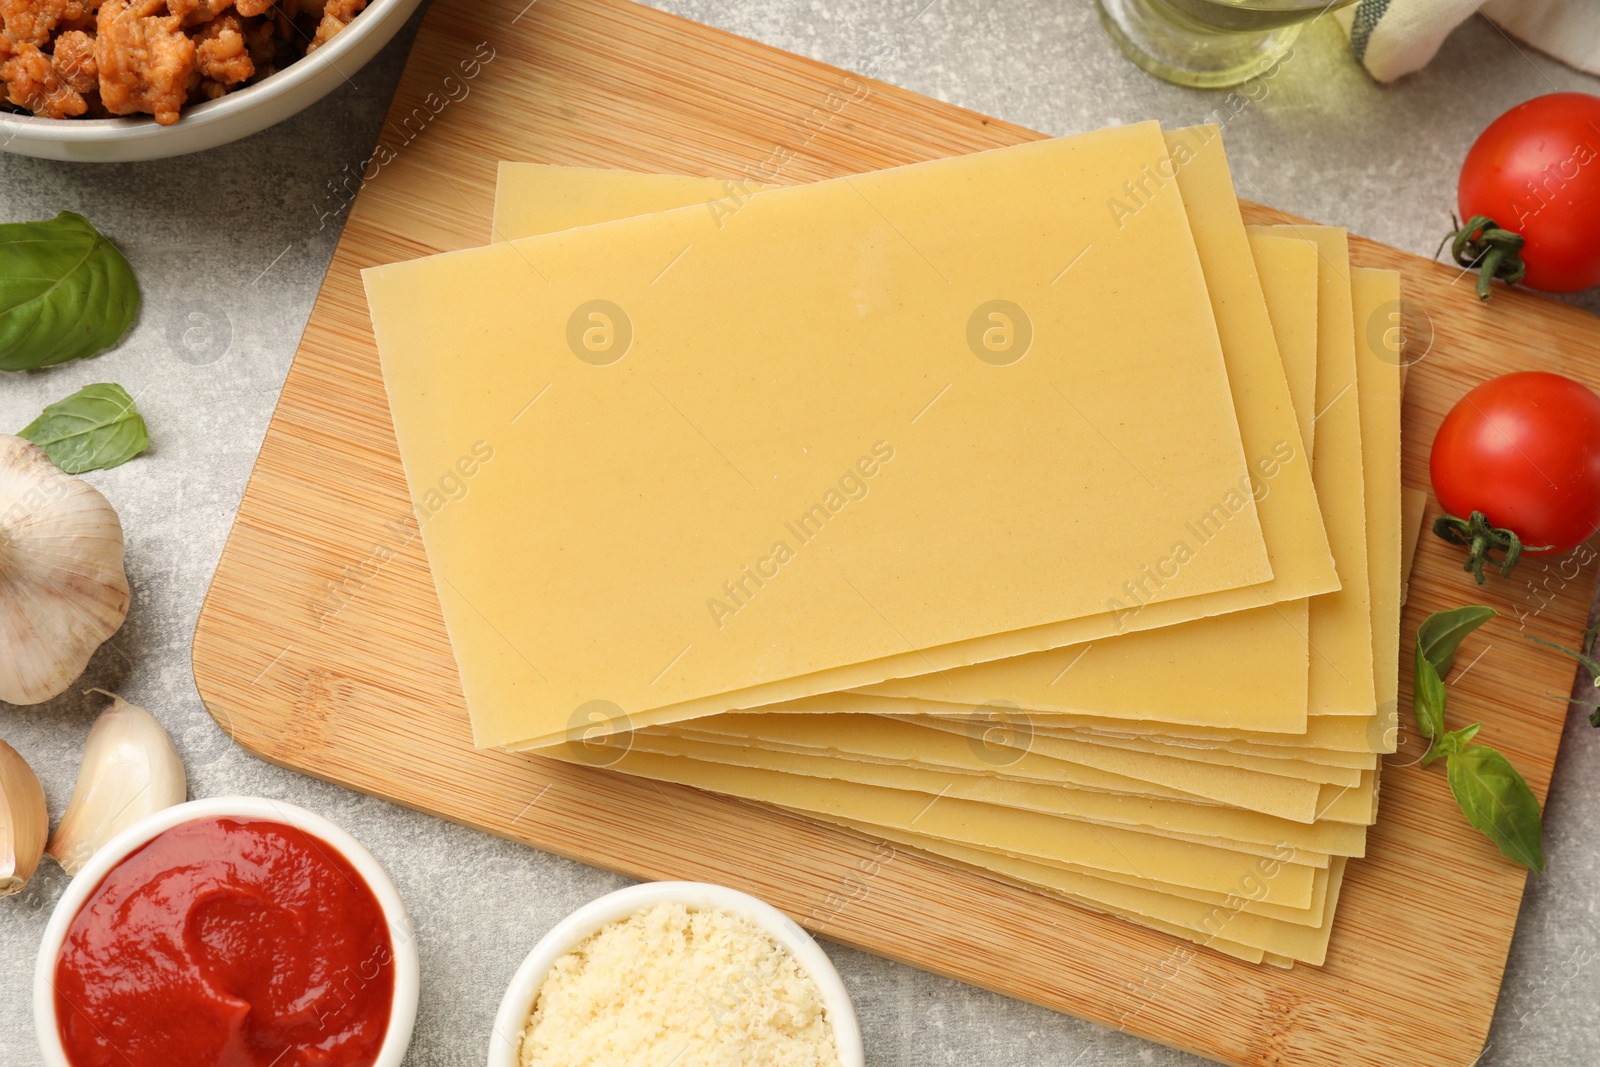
top-left (191, 1), bottom-right (1600, 1063)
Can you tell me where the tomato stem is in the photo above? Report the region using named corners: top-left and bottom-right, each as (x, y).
top-left (1527, 626), bottom-right (1600, 727)
top-left (1431, 510), bottom-right (1550, 584)
top-left (1438, 214), bottom-right (1528, 302)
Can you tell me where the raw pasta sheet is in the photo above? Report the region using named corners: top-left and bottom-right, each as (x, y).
top-left (370, 122), bottom-right (1281, 749)
top-left (486, 126), bottom-right (1336, 745)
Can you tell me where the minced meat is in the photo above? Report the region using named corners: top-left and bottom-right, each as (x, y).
top-left (0, 0), bottom-right (368, 124)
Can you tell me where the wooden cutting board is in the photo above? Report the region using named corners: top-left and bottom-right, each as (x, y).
top-left (192, 0), bottom-right (1600, 1063)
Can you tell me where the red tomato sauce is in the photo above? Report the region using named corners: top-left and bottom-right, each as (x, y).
top-left (54, 817), bottom-right (395, 1067)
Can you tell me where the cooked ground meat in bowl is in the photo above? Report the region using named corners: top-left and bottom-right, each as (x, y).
top-left (1, 0), bottom-right (375, 124)
top-left (0, 0), bottom-right (419, 159)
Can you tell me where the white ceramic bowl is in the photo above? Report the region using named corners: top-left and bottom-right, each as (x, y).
top-left (0, 0), bottom-right (423, 162)
top-left (33, 796), bottom-right (420, 1067)
top-left (488, 881), bottom-right (865, 1067)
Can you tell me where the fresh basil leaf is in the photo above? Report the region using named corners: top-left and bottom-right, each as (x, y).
top-left (0, 212), bottom-right (140, 372)
top-left (1445, 744), bottom-right (1545, 874)
top-left (1413, 643), bottom-right (1446, 743)
top-left (1418, 605), bottom-right (1497, 676)
top-left (1426, 721), bottom-right (1483, 767)
top-left (19, 383), bottom-right (149, 473)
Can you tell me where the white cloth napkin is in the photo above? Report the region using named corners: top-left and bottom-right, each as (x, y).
top-left (1335, 0), bottom-right (1600, 82)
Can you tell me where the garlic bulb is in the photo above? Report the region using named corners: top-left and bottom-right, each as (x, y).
top-left (0, 435), bottom-right (130, 706)
top-left (0, 739), bottom-right (47, 897)
top-left (47, 692), bottom-right (186, 876)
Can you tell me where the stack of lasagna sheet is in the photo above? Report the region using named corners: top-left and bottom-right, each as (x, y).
top-left (363, 121), bottom-right (1409, 967)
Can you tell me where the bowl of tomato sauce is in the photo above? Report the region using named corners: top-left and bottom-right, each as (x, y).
top-left (33, 796), bottom-right (419, 1067)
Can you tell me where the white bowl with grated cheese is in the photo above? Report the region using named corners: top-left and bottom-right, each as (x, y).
top-left (488, 881), bottom-right (864, 1067)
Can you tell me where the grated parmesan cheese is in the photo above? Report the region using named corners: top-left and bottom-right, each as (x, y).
top-left (518, 901), bottom-right (843, 1067)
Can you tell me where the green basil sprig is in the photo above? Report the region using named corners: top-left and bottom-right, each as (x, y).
top-left (1418, 605), bottom-right (1498, 677)
top-left (19, 383), bottom-right (149, 473)
top-left (1413, 606), bottom-right (1544, 874)
top-left (0, 212), bottom-right (140, 372)
top-left (1445, 745), bottom-right (1545, 874)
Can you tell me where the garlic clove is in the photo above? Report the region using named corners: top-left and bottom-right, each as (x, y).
top-left (0, 739), bottom-right (48, 898)
top-left (47, 692), bottom-right (186, 877)
top-left (0, 435), bottom-right (131, 707)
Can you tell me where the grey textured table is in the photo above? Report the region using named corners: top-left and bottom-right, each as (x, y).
top-left (3, 3), bottom-right (1600, 1064)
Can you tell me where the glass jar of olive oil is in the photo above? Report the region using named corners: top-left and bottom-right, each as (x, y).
top-left (1097, 0), bottom-right (1357, 88)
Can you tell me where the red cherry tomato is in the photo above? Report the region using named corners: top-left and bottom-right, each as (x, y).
top-left (1432, 372), bottom-right (1600, 568)
top-left (1457, 93), bottom-right (1600, 294)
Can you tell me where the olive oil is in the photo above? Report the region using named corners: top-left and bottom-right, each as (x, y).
top-left (1097, 0), bottom-right (1355, 88)
top-left (1161, 0), bottom-right (1352, 33)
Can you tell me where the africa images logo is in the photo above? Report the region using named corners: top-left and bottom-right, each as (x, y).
top-left (966, 300), bottom-right (1032, 366)
top-left (567, 300), bottom-right (633, 366)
